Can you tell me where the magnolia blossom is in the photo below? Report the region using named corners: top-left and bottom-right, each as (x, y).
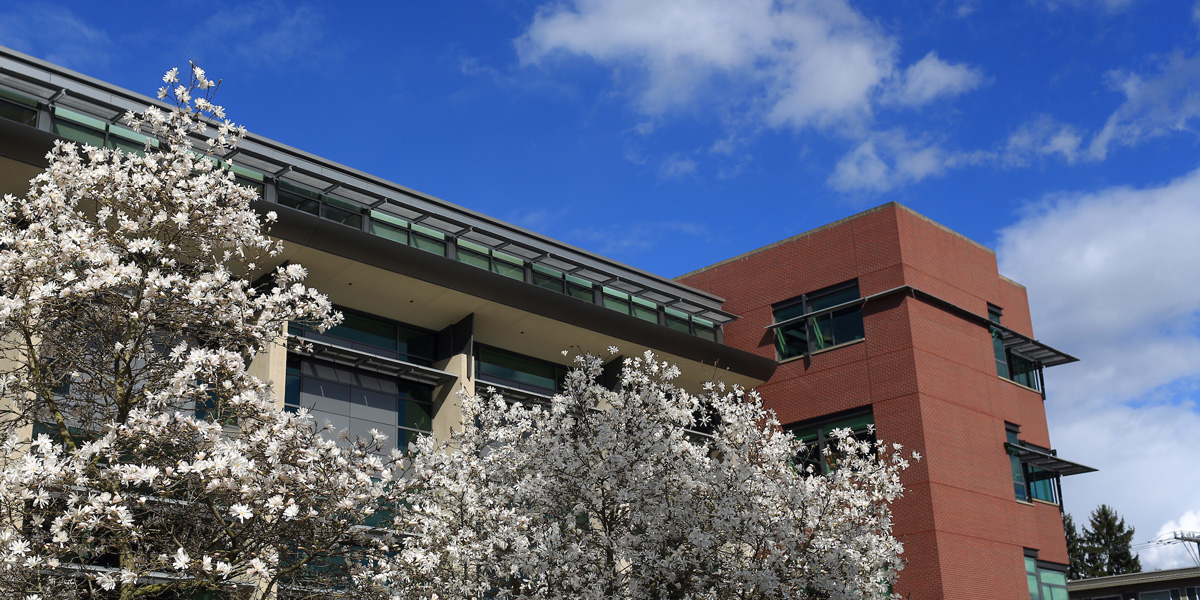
top-left (391, 350), bottom-right (911, 600)
top-left (0, 64), bottom-right (403, 600)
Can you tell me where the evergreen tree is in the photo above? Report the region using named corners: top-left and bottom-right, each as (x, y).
top-left (1064, 513), bottom-right (1087, 580)
top-left (1080, 504), bottom-right (1142, 577)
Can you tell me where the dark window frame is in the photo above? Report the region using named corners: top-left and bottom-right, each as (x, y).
top-left (786, 407), bottom-right (875, 476)
top-left (772, 280), bottom-right (865, 360)
top-left (473, 344), bottom-right (570, 395)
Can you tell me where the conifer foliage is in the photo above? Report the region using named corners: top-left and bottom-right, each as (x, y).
top-left (1071, 504), bottom-right (1142, 578)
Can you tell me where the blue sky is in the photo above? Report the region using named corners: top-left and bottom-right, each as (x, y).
top-left (5, 0), bottom-right (1200, 569)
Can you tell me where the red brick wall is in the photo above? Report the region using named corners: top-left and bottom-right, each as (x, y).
top-left (679, 203), bottom-right (1067, 599)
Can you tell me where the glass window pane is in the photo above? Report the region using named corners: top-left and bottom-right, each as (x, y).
top-left (278, 189), bottom-right (319, 215)
top-left (322, 203), bottom-right (362, 228)
top-left (478, 347), bottom-right (559, 392)
top-left (533, 269), bottom-right (565, 293)
top-left (492, 254), bottom-right (524, 280)
top-left (603, 290), bottom-right (632, 315)
top-left (632, 298), bottom-right (658, 322)
top-left (328, 312), bottom-right (397, 352)
top-left (458, 246), bottom-right (490, 270)
top-left (369, 219), bottom-right (408, 244)
top-left (412, 232), bottom-right (447, 256)
top-left (567, 280), bottom-right (593, 301)
top-left (53, 119), bottom-right (105, 147)
top-left (402, 401), bottom-right (432, 431)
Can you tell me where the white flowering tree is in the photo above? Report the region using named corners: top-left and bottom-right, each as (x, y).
top-left (394, 350), bottom-right (912, 600)
top-left (0, 66), bottom-right (402, 600)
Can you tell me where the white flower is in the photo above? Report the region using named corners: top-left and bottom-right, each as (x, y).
top-left (229, 503), bottom-right (252, 523)
top-left (172, 547), bottom-right (189, 570)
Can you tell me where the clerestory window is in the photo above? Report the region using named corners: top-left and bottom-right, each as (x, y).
top-left (772, 281), bottom-right (865, 360)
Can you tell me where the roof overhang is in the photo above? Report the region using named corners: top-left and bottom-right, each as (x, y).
top-left (288, 334), bottom-right (456, 387)
top-left (1006, 442), bottom-right (1096, 476)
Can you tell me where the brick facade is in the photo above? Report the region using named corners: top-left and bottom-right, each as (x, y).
top-left (679, 203), bottom-right (1069, 599)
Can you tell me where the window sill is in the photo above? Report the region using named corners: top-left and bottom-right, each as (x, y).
top-left (777, 337), bottom-right (865, 365)
top-left (998, 376), bottom-right (1041, 395)
top-left (1032, 498), bottom-right (1060, 507)
top-left (1015, 499), bottom-right (1035, 507)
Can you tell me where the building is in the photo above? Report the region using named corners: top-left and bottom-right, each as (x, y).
top-left (1068, 566), bottom-right (1200, 600)
top-left (678, 204), bottom-right (1095, 599)
top-left (0, 46), bottom-right (1090, 599)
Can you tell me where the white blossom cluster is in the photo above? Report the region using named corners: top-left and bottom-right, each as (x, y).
top-left (0, 64), bottom-right (403, 599)
top-left (393, 350), bottom-right (913, 600)
top-left (0, 62), bottom-right (913, 600)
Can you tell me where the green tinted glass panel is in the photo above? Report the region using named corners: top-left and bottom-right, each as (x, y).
top-left (533, 266), bottom-right (565, 293)
top-left (412, 231), bottom-right (447, 256)
top-left (401, 401), bottom-right (432, 431)
top-left (603, 289), bottom-right (632, 314)
top-left (371, 211), bottom-right (408, 228)
top-left (993, 330), bottom-right (1010, 379)
top-left (54, 106), bottom-right (105, 129)
top-left (1028, 574), bottom-right (1040, 600)
top-left (632, 297), bottom-right (658, 322)
top-left (397, 327), bottom-right (435, 364)
top-left (458, 246), bottom-right (489, 269)
top-left (1039, 570), bottom-right (1066, 586)
top-left (278, 190), bottom-right (319, 215)
top-left (492, 252), bottom-right (524, 280)
top-left (665, 308), bottom-right (691, 333)
top-left (328, 312), bottom-right (397, 351)
top-left (53, 119), bottom-right (105, 147)
top-left (1011, 454), bottom-right (1028, 501)
top-left (369, 219), bottom-right (408, 244)
top-left (1011, 354), bottom-right (1038, 389)
top-left (0, 88), bottom-right (36, 108)
top-left (322, 203), bottom-right (362, 228)
top-left (0, 100), bottom-right (36, 127)
top-left (566, 279), bottom-right (593, 301)
top-left (478, 347), bottom-right (559, 392)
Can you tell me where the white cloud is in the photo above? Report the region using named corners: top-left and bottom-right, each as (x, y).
top-left (518, 0), bottom-right (980, 133)
top-left (997, 166), bottom-right (1200, 569)
top-left (658, 154), bottom-right (698, 180)
top-left (1142, 510), bottom-right (1200, 569)
top-left (828, 130), bottom-right (986, 192)
top-left (885, 52), bottom-right (984, 107)
top-left (1003, 115), bottom-right (1083, 166)
top-left (1036, 0), bottom-right (1134, 11)
top-left (1089, 52), bottom-right (1200, 160)
top-left (0, 5), bottom-right (112, 72)
top-left (190, 1), bottom-right (329, 68)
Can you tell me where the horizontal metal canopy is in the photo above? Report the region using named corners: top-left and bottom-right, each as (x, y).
top-left (1005, 442), bottom-right (1097, 476)
top-left (288, 335), bottom-right (455, 387)
top-left (765, 285), bottom-right (1078, 369)
top-left (995, 326), bottom-right (1078, 367)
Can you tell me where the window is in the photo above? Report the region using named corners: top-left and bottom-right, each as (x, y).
top-left (474, 345), bottom-right (569, 395)
top-left (289, 308), bottom-right (435, 367)
top-left (990, 305), bottom-right (1042, 392)
top-left (457, 239), bottom-right (525, 281)
top-left (1006, 423), bottom-right (1061, 504)
top-left (1026, 558), bottom-right (1068, 600)
top-left (772, 281), bottom-right (864, 360)
top-left (285, 355), bottom-right (432, 455)
top-left (788, 409), bottom-right (874, 475)
top-left (1139, 591), bottom-right (1176, 600)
